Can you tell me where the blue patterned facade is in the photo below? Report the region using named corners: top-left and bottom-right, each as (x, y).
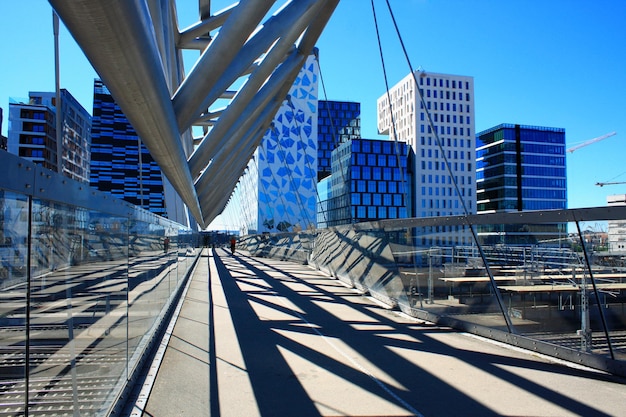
top-left (233, 55), bottom-right (319, 234)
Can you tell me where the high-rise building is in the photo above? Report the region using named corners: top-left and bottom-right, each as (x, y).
top-left (476, 123), bottom-right (567, 244)
top-left (90, 79), bottom-right (166, 216)
top-left (231, 55), bottom-right (319, 234)
top-left (476, 124), bottom-right (567, 212)
top-left (7, 90), bottom-right (92, 182)
top-left (317, 100), bottom-right (360, 181)
top-left (318, 137), bottom-right (410, 227)
top-left (377, 71), bottom-right (476, 238)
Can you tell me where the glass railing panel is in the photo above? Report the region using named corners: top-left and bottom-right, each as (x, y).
top-left (0, 191), bottom-right (29, 415)
top-left (28, 199), bottom-right (130, 415)
top-left (127, 220), bottom-right (165, 362)
top-left (572, 220), bottom-right (625, 361)
top-left (470, 220), bottom-right (571, 340)
top-left (245, 207), bottom-right (626, 373)
top-left (386, 223), bottom-right (512, 331)
top-left (479, 218), bottom-right (626, 361)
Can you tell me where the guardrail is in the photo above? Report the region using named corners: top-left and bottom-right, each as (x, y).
top-left (0, 150), bottom-right (202, 416)
top-left (241, 207), bottom-right (626, 377)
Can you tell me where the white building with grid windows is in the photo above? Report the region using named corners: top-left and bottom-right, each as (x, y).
top-left (377, 70), bottom-right (476, 245)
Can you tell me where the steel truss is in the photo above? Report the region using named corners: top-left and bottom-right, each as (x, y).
top-left (49, 0), bottom-right (339, 227)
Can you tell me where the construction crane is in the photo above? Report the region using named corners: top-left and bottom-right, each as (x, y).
top-left (567, 131), bottom-right (617, 153)
top-left (596, 181), bottom-right (626, 187)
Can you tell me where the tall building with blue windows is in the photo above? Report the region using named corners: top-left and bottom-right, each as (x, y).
top-left (319, 137), bottom-right (410, 227)
top-left (476, 123), bottom-right (567, 244)
top-left (90, 79), bottom-right (166, 217)
top-left (218, 55), bottom-right (319, 235)
top-left (317, 100), bottom-right (360, 181)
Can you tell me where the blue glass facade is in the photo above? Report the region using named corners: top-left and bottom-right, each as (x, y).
top-left (228, 55), bottom-right (319, 234)
top-left (321, 138), bottom-right (410, 226)
top-left (476, 123), bottom-right (567, 244)
top-left (477, 124), bottom-right (567, 212)
top-left (317, 100), bottom-right (360, 181)
top-left (90, 79), bottom-right (166, 217)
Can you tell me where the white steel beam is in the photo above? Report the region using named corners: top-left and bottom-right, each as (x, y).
top-left (49, 0), bottom-right (338, 227)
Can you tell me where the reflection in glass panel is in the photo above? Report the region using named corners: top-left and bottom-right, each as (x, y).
top-left (29, 199), bottom-right (130, 414)
top-left (0, 191), bottom-right (29, 414)
top-left (387, 224), bottom-right (511, 331)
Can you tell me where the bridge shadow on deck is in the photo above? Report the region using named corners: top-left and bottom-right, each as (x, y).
top-left (139, 249), bottom-right (626, 417)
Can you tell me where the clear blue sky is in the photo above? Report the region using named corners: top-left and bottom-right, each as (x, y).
top-left (1, 0), bottom-right (625, 209)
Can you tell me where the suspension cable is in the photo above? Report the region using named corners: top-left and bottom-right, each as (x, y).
top-left (370, 0), bottom-right (411, 222)
top-left (381, 0), bottom-right (470, 218)
top-left (379, 0), bottom-right (513, 330)
top-left (318, 59), bottom-right (353, 224)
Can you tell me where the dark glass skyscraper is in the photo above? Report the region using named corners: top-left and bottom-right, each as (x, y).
top-left (476, 123), bottom-right (567, 244)
top-left (90, 79), bottom-right (166, 216)
top-left (317, 100), bottom-right (360, 181)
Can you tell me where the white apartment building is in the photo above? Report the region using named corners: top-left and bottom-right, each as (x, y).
top-left (378, 70), bottom-right (475, 218)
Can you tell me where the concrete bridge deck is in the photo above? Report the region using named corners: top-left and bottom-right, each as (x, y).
top-left (126, 249), bottom-right (626, 417)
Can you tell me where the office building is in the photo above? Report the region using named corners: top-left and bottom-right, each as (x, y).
top-left (90, 79), bottom-right (166, 216)
top-left (317, 100), bottom-right (360, 181)
top-left (377, 70), bottom-right (476, 246)
top-left (476, 123), bottom-right (567, 244)
top-left (7, 90), bottom-right (91, 182)
top-left (319, 138), bottom-right (410, 227)
top-left (377, 70), bottom-right (476, 218)
top-left (232, 55), bottom-right (319, 234)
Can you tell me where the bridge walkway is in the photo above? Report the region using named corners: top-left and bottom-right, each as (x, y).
top-left (127, 248), bottom-right (626, 417)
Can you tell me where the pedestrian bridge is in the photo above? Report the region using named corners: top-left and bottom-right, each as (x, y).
top-left (1, 150), bottom-right (626, 416)
top-left (129, 249), bottom-right (626, 416)
top-left (2, 1), bottom-right (626, 414)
